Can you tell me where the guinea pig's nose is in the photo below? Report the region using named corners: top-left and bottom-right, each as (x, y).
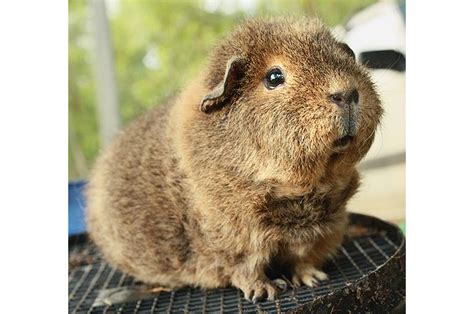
top-left (330, 89), bottom-right (359, 107)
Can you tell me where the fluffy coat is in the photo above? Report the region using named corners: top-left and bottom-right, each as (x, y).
top-left (86, 17), bottom-right (383, 302)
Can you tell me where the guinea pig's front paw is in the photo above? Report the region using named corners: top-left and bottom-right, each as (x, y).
top-left (238, 278), bottom-right (279, 303)
top-left (291, 265), bottom-right (328, 288)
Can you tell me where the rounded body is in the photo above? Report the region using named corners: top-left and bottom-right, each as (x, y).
top-left (86, 17), bottom-right (382, 300)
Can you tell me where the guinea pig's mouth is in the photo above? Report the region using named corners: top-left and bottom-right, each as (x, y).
top-left (333, 135), bottom-right (354, 150)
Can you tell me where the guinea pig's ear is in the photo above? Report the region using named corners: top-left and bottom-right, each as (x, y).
top-left (200, 57), bottom-right (246, 113)
top-left (339, 43), bottom-right (356, 60)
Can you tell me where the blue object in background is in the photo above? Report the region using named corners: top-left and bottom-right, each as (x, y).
top-left (69, 180), bottom-right (87, 236)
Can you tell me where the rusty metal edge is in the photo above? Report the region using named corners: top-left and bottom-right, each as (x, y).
top-left (286, 213), bottom-right (406, 314)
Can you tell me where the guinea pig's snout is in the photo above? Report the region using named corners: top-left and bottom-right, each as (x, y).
top-left (329, 89), bottom-right (359, 145)
top-left (329, 89), bottom-right (359, 107)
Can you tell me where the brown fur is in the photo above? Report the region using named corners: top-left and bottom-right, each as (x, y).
top-left (86, 17), bottom-right (382, 301)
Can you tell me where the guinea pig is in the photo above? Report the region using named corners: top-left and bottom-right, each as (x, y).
top-left (86, 17), bottom-right (383, 302)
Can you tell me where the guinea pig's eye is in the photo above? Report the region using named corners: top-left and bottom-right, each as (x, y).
top-left (264, 68), bottom-right (285, 90)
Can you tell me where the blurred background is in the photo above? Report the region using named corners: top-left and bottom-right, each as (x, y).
top-left (69, 0), bottom-right (405, 233)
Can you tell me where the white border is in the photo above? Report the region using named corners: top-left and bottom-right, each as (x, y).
top-left (1, 0), bottom-right (474, 312)
top-left (408, 0), bottom-right (474, 312)
top-left (0, 1), bottom-right (67, 312)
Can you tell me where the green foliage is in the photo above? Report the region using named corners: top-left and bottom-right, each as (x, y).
top-left (69, 0), bottom-right (99, 179)
top-left (255, 0), bottom-right (376, 26)
top-left (68, 0), bottom-right (375, 180)
top-left (109, 1), bottom-right (245, 124)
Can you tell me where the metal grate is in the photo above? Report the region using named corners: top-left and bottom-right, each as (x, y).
top-left (69, 216), bottom-right (403, 313)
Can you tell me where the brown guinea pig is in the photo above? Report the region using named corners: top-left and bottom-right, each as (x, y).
top-left (86, 17), bottom-right (383, 302)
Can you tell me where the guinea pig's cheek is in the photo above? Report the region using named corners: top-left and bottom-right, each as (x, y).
top-left (350, 100), bottom-right (381, 157)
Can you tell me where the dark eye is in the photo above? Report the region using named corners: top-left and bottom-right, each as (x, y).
top-left (264, 68), bottom-right (285, 90)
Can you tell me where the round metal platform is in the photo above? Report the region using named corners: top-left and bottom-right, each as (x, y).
top-left (69, 213), bottom-right (405, 313)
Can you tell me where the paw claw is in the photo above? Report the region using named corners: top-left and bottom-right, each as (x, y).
top-left (291, 276), bottom-right (301, 288)
top-left (240, 279), bottom-right (279, 302)
top-left (301, 274), bottom-right (315, 287)
top-left (292, 266), bottom-right (328, 288)
top-left (313, 269), bottom-right (328, 281)
top-left (244, 290), bottom-right (253, 301)
top-left (272, 278), bottom-right (288, 292)
top-left (252, 287), bottom-right (265, 302)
